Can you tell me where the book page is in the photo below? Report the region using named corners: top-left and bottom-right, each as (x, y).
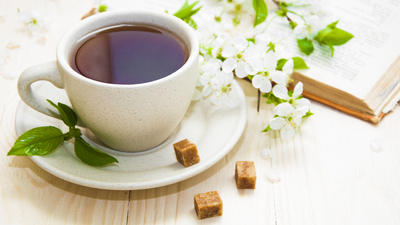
top-left (269, 0), bottom-right (400, 100)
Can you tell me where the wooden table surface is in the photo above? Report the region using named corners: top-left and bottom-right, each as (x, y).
top-left (1, 0), bottom-right (400, 224)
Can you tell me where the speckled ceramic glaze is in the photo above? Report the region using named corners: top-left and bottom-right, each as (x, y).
top-left (15, 80), bottom-right (247, 190)
top-left (17, 10), bottom-right (199, 152)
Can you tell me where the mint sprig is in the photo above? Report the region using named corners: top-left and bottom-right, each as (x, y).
top-left (7, 100), bottom-right (118, 167)
top-left (173, 1), bottom-right (202, 30)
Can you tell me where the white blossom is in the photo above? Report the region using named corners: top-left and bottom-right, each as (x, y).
top-left (260, 148), bottom-right (274, 159)
top-left (210, 71), bottom-right (239, 108)
top-left (192, 88), bottom-right (202, 101)
top-left (273, 82), bottom-right (310, 110)
top-left (199, 58), bottom-right (223, 97)
top-left (18, 10), bottom-right (51, 35)
top-left (269, 103), bottom-right (308, 139)
top-left (221, 36), bottom-right (260, 78)
top-left (255, 33), bottom-right (290, 59)
top-left (293, 15), bottom-right (326, 40)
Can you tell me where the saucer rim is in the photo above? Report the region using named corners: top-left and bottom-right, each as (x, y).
top-left (16, 80), bottom-right (247, 190)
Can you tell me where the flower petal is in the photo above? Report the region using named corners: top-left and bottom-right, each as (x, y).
top-left (283, 59), bottom-right (294, 75)
top-left (235, 63), bottom-right (247, 78)
top-left (273, 103), bottom-right (294, 117)
top-left (260, 81), bottom-right (272, 93)
top-left (296, 98), bottom-right (310, 110)
top-left (202, 84), bottom-right (213, 96)
top-left (222, 58), bottom-right (237, 73)
top-left (218, 71), bottom-right (233, 85)
top-left (192, 88), bottom-right (202, 101)
top-left (221, 45), bottom-right (236, 58)
top-left (269, 117), bottom-right (287, 130)
top-left (270, 71), bottom-right (287, 85)
top-left (292, 115), bottom-right (303, 127)
top-left (293, 82), bottom-right (303, 98)
top-left (252, 75), bottom-right (264, 89)
top-left (200, 72), bottom-right (212, 86)
top-left (280, 123), bottom-right (295, 139)
top-left (273, 84), bottom-right (290, 100)
top-left (233, 36), bottom-right (248, 52)
top-left (293, 106), bottom-right (309, 117)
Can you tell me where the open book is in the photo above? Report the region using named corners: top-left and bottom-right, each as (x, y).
top-left (267, 0), bottom-right (400, 123)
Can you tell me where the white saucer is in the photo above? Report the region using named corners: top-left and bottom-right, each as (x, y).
top-left (15, 81), bottom-right (247, 190)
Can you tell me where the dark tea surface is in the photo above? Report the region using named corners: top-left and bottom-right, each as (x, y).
top-left (71, 25), bottom-right (187, 84)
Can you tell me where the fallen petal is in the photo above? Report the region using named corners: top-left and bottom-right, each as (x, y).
top-left (265, 168), bottom-right (281, 183)
top-left (370, 138), bottom-right (384, 150)
top-left (260, 148), bottom-right (274, 159)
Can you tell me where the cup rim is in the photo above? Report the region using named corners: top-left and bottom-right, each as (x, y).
top-left (56, 9), bottom-right (199, 88)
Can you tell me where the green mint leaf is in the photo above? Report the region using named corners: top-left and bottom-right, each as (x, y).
top-left (303, 110), bottom-right (314, 118)
top-left (322, 28), bottom-right (354, 46)
top-left (47, 99), bottom-right (78, 128)
top-left (252, 0), bottom-right (268, 27)
top-left (289, 21), bottom-right (297, 29)
top-left (98, 4), bottom-right (108, 12)
top-left (297, 38), bottom-right (314, 55)
top-left (173, 1), bottom-right (201, 21)
top-left (8, 126), bottom-right (63, 156)
top-left (186, 17), bottom-right (198, 30)
top-left (262, 125), bottom-right (272, 132)
top-left (74, 136), bottom-right (118, 166)
top-left (276, 58), bottom-right (288, 70)
top-left (292, 57), bottom-right (309, 69)
top-left (262, 92), bottom-right (284, 105)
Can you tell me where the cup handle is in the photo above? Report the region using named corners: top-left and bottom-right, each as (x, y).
top-left (18, 61), bottom-right (64, 119)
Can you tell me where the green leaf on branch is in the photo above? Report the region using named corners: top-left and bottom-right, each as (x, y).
top-left (262, 92), bottom-right (284, 105)
top-left (252, 0), bottom-right (268, 27)
top-left (328, 44), bottom-right (335, 57)
top-left (292, 57), bottom-right (309, 69)
top-left (315, 21), bottom-right (354, 56)
top-left (276, 58), bottom-right (288, 70)
top-left (289, 21), bottom-right (297, 29)
top-left (74, 136), bottom-right (118, 167)
top-left (7, 126), bottom-right (63, 156)
top-left (297, 38), bottom-right (314, 55)
top-left (262, 125), bottom-right (272, 132)
top-left (322, 28), bottom-right (354, 46)
top-left (276, 57), bottom-right (309, 70)
top-left (47, 99), bottom-right (77, 128)
top-left (303, 110), bottom-right (314, 118)
top-left (173, 0), bottom-right (201, 29)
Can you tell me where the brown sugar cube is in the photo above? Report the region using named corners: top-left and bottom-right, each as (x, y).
top-left (173, 139), bottom-right (200, 167)
top-left (235, 161), bottom-right (257, 189)
top-left (194, 191), bottom-right (223, 220)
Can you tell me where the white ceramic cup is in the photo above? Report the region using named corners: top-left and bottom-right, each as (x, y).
top-left (17, 10), bottom-right (199, 152)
